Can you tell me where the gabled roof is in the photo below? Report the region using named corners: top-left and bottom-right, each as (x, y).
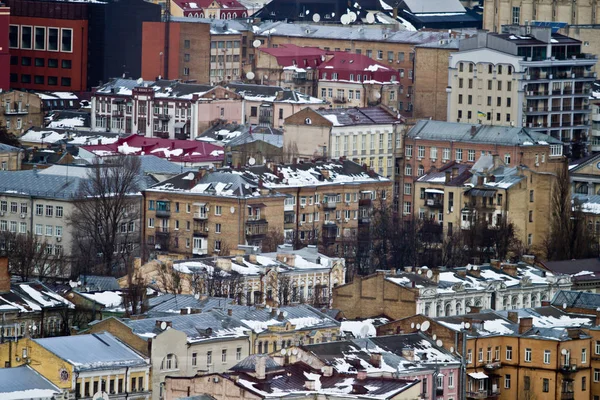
top-left (231, 354), bottom-right (282, 373)
top-left (0, 365), bottom-right (60, 399)
top-left (317, 53), bottom-right (394, 83)
top-left (258, 44), bottom-right (326, 69)
top-left (399, 0), bottom-right (465, 14)
top-left (416, 162), bottom-right (471, 186)
top-left (312, 106), bottom-right (401, 127)
top-left (146, 294), bottom-right (235, 317)
top-left (34, 332), bottom-right (148, 371)
top-left (551, 290), bottom-right (600, 311)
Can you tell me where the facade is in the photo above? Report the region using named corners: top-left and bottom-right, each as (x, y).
top-left (170, 0), bottom-right (247, 19)
top-left (85, 312), bottom-right (251, 400)
top-left (0, 5), bottom-right (9, 91)
top-left (0, 332), bottom-right (151, 399)
top-left (402, 120), bottom-right (567, 219)
top-left (333, 260), bottom-right (571, 320)
top-left (0, 143), bottom-right (23, 171)
top-left (1, 90), bottom-right (44, 135)
top-left (483, 0), bottom-right (600, 32)
top-left (447, 25), bottom-right (597, 159)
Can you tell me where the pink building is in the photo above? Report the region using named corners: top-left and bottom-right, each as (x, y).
top-left (171, 0), bottom-right (247, 19)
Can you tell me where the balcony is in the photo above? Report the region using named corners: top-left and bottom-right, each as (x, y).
top-left (483, 361), bottom-right (501, 370)
top-left (157, 113), bottom-right (171, 121)
top-left (466, 391), bottom-right (488, 399)
top-left (322, 223), bottom-right (337, 245)
top-left (435, 387), bottom-right (443, 396)
top-left (561, 392), bottom-right (575, 400)
top-left (333, 97), bottom-right (347, 104)
top-left (284, 203), bottom-right (295, 212)
top-left (323, 201), bottom-right (337, 210)
top-left (112, 109), bottom-right (124, 117)
top-left (156, 209), bottom-right (171, 218)
top-left (193, 212), bottom-right (208, 220)
top-left (559, 363), bottom-right (577, 374)
top-left (193, 228), bottom-right (209, 237)
top-left (358, 216), bottom-right (371, 224)
top-left (3, 107), bottom-right (28, 115)
top-left (155, 227), bottom-right (170, 236)
top-left (358, 198), bottom-right (372, 207)
top-left (193, 246), bottom-right (208, 256)
top-left (154, 132), bottom-right (169, 139)
top-left (425, 198), bottom-right (443, 208)
top-left (246, 219), bottom-right (268, 238)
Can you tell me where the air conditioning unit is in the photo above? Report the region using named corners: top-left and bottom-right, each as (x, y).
top-left (205, 227), bottom-right (209, 232)
top-left (301, 205), bottom-right (305, 209)
top-left (20, 213), bottom-right (26, 218)
top-left (56, 237), bottom-right (62, 242)
top-left (316, 203), bottom-right (321, 208)
top-left (345, 202), bottom-right (350, 206)
top-left (299, 221), bottom-right (304, 226)
top-left (0, 212), bottom-right (4, 216)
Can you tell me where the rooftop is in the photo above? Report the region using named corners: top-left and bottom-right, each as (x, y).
top-left (0, 365), bottom-right (60, 400)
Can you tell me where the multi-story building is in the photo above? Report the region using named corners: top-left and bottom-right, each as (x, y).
top-left (414, 155), bottom-right (558, 249)
top-left (447, 25), bottom-right (597, 159)
top-left (591, 97), bottom-right (600, 152)
top-left (0, 5), bottom-right (9, 91)
top-left (483, 0), bottom-right (600, 32)
top-left (5, 0), bottom-right (160, 92)
top-left (283, 106), bottom-right (403, 178)
top-left (91, 78), bottom-right (324, 138)
top-left (143, 169), bottom-right (286, 256)
top-left (0, 90), bottom-right (44, 135)
top-left (317, 52), bottom-right (401, 110)
top-left (0, 143), bottom-right (23, 171)
top-left (333, 259), bottom-right (571, 320)
top-left (170, 0), bottom-right (247, 19)
top-left (0, 332), bottom-right (151, 399)
top-left (254, 22), bottom-right (461, 117)
top-left (402, 120), bottom-right (566, 218)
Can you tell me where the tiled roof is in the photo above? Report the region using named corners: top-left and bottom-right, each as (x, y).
top-left (0, 365), bottom-right (60, 397)
top-left (34, 332), bottom-right (148, 371)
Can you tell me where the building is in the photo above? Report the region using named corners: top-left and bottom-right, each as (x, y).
top-left (414, 155), bottom-right (558, 249)
top-left (91, 78), bottom-right (324, 138)
top-left (1, 91), bottom-right (44, 137)
top-left (483, 0), bottom-right (600, 32)
top-left (332, 260), bottom-right (571, 320)
top-left (0, 143), bottom-right (23, 171)
top-left (208, 19), bottom-right (251, 85)
top-left (379, 306), bottom-right (597, 400)
top-left (0, 365), bottom-right (61, 400)
top-left (542, 262), bottom-right (600, 293)
top-left (0, 332), bottom-right (151, 399)
top-left (283, 106), bottom-right (403, 178)
top-left (317, 52), bottom-right (401, 110)
top-left (164, 355), bottom-right (421, 400)
top-left (0, 258), bottom-right (75, 339)
top-left (5, 0), bottom-right (160, 92)
top-left (85, 311), bottom-right (251, 400)
top-left (253, 22), bottom-right (463, 117)
top-left (142, 169), bottom-right (285, 255)
top-left (402, 119), bottom-right (567, 218)
top-left (447, 25), bottom-right (597, 159)
top-left (37, 91), bottom-right (82, 111)
top-left (0, 5), bottom-right (10, 91)
top-left (397, 0), bottom-right (482, 29)
top-left (170, 0), bottom-right (247, 19)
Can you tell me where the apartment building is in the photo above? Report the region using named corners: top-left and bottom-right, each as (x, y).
top-left (283, 106), bottom-right (403, 178)
top-left (0, 5), bottom-right (9, 91)
top-left (414, 155), bottom-right (557, 249)
top-left (170, 0), bottom-right (247, 19)
top-left (447, 25), bottom-right (597, 159)
top-left (592, 97), bottom-right (600, 152)
top-left (254, 22), bottom-right (457, 117)
top-left (333, 259), bottom-right (571, 320)
top-left (483, 0), bottom-right (600, 32)
top-left (0, 143), bottom-right (23, 171)
top-left (0, 90), bottom-right (44, 135)
top-left (402, 120), bottom-right (566, 219)
top-left (142, 169), bottom-right (286, 257)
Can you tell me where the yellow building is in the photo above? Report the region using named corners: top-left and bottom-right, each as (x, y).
top-left (0, 332), bottom-right (151, 399)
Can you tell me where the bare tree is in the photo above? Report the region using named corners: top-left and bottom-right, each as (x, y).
top-left (277, 274), bottom-right (294, 306)
top-left (69, 156), bottom-right (142, 276)
top-left (261, 228), bottom-right (285, 252)
top-left (0, 231), bottom-right (66, 281)
top-left (282, 141), bottom-right (299, 163)
top-left (156, 263), bottom-right (186, 294)
top-left (122, 261), bottom-right (148, 316)
top-left (0, 123), bottom-right (20, 147)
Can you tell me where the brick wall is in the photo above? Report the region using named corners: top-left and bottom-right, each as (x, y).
top-left (0, 257), bottom-right (10, 293)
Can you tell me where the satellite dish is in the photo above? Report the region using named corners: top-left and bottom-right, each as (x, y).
top-left (464, 322), bottom-right (471, 329)
top-left (473, 265), bottom-right (478, 270)
top-left (305, 9), bottom-right (310, 15)
top-left (436, 339), bottom-right (443, 347)
top-left (426, 270), bottom-right (433, 279)
top-left (561, 349), bottom-right (568, 355)
top-left (160, 321), bottom-right (167, 330)
top-left (359, 325), bottom-right (371, 338)
top-left (246, 71), bottom-right (255, 80)
top-left (410, 323), bottom-right (415, 329)
top-left (374, 92), bottom-right (381, 99)
top-left (253, 39), bottom-right (262, 48)
top-left (31, 325), bottom-right (37, 332)
top-left (466, 265), bottom-right (472, 271)
top-left (230, 206), bottom-right (235, 214)
top-left (450, 346), bottom-right (454, 353)
top-left (292, 349), bottom-right (299, 355)
top-left (313, 13), bottom-right (321, 22)
top-left (282, 311), bottom-right (288, 317)
top-left (421, 321), bottom-right (430, 331)
top-left (466, 306), bottom-right (472, 313)
top-left (416, 323), bottom-right (421, 330)
top-left (280, 349), bottom-right (287, 355)
top-left (136, 77), bottom-right (143, 85)
top-left (366, 12), bottom-right (375, 23)
top-left (563, 303), bottom-right (567, 309)
top-left (248, 157), bottom-right (256, 165)
top-left (432, 334), bottom-right (437, 340)
top-left (349, 11), bottom-right (357, 22)
top-left (340, 14), bottom-right (350, 24)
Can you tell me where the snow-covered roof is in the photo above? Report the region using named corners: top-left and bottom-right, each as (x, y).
top-left (0, 281), bottom-right (74, 313)
top-left (0, 365), bottom-right (60, 400)
top-left (78, 291), bottom-right (124, 311)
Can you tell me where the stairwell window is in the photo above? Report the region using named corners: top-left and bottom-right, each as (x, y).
top-left (161, 354), bottom-right (178, 370)
top-left (525, 348), bottom-right (532, 362)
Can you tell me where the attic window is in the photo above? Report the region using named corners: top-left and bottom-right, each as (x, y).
top-left (305, 118), bottom-right (312, 125)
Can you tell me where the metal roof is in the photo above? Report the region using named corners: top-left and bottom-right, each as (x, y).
top-left (230, 354), bottom-right (282, 372)
top-left (552, 290), bottom-right (600, 310)
top-left (0, 365), bottom-right (60, 397)
top-left (78, 275), bottom-right (121, 291)
top-left (146, 295), bottom-right (235, 317)
top-left (34, 332), bottom-right (147, 371)
top-left (314, 106), bottom-right (400, 126)
top-left (0, 143), bottom-right (22, 152)
top-left (400, 0), bottom-right (465, 14)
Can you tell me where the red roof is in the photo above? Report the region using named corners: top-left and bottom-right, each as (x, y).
top-left (81, 135), bottom-right (224, 164)
top-left (173, 0), bottom-right (246, 12)
top-left (258, 44), bottom-right (327, 69)
top-left (317, 52), bottom-right (396, 82)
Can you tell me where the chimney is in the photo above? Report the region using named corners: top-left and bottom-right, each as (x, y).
top-left (567, 328), bottom-right (580, 339)
top-left (322, 366), bottom-right (333, 377)
top-left (456, 270), bottom-right (467, 278)
top-left (357, 371), bottom-right (367, 380)
top-left (476, 175), bottom-right (484, 186)
top-left (500, 263), bottom-right (518, 277)
top-left (404, 266), bottom-right (413, 273)
top-left (180, 308), bottom-right (189, 315)
top-left (278, 311), bottom-right (285, 321)
top-left (228, 309), bottom-right (233, 316)
top-left (235, 255), bottom-right (244, 264)
top-left (470, 125), bottom-right (477, 136)
top-left (0, 257), bottom-right (10, 293)
top-left (451, 166), bottom-right (458, 178)
top-left (249, 254), bottom-right (257, 263)
top-left (216, 258), bottom-right (232, 271)
top-left (270, 308), bottom-right (278, 318)
top-left (190, 308), bottom-right (202, 314)
top-left (430, 267), bottom-right (440, 283)
top-left (468, 306), bottom-right (481, 314)
top-left (305, 380), bottom-right (317, 390)
top-left (522, 254), bottom-right (535, 264)
top-left (541, 300), bottom-right (551, 306)
top-left (595, 309), bottom-right (600, 326)
top-left (401, 347), bottom-right (414, 361)
top-left (370, 353), bottom-right (382, 368)
top-left (519, 317), bottom-right (533, 334)
top-left (445, 170), bottom-right (451, 183)
top-left (467, 265), bottom-right (481, 278)
top-left (490, 259), bottom-right (501, 271)
top-left (507, 311), bottom-right (518, 323)
top-left (255, 356), bottom-right (266, 380)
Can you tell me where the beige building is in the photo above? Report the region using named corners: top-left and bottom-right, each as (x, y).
top-left (1, 90), bottom-right (44, 136)
top-left (483, 0), bottom-right (600, 32)
top-left (0, 143), bottom-right (22, 170)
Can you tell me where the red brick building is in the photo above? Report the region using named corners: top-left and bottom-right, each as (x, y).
top-left (7, 0), bottom-right (88, 92)
top-left (0, 5), bottom-right (9, 91)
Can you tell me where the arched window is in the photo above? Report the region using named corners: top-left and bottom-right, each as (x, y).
top-left (405, 164), bottom-right (412, 176)
top-left (160, 354), bottom-right (178, 370)
top-left (456, 303), bottom-right (462, 315)
top-left (200, 13), bottom-right (204, 17)
top-left (445, 303), bottom-right (452, 316)
top-left (575, 183), bottom-right (588, 194)
top-left (424, 303), bottom-right (430, 316)
top-left (233, 12), bottom-right (237, 18)
top-left (227, 12), bottom-right (231, 19)
top-left (418, 165), bottom-right (425, 176)
top-left (242, 12), bottom-right (247, 17)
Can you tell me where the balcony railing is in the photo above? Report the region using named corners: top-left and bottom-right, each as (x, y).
top-left (466, 391), bottom-right (488, 399)
top-left (358, 198), bottom-right (372, 207)
top-left (3, 107), bottom-right (28, 115)
top-left (193, 228), bottom-right (208, 237)
top-left (323, 201), bottom-right (337, 209)
top-left (155, 226), bottom-right (170, 235)
top-left (246, 220), bottom-right (268, 238)
top-left (559, 363), bottom-right (577, 374)
top-left (426, 199), bottom-right (443, 208)
top-left (157, 113), bottom-right (171, 121)
top-left (193, 247), bottom-right (208, 255)
top-left (156, 209), bottom-right (171, 218)
top-left (484, 361), bottom-right (501, 370)
top-left (112, 109), bottom-right (124, 117)
top-left (561, 392), bottom-right (575, 400)
top-left (193, 212), bottom-right (208, 220)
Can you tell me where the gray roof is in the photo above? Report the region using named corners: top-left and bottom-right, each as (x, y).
top-left (408, 120), bottom-right (563, 146)
top-left (543, 258), bottom-right (600, 275)
top-left (255, 21), bottom-right (453, 44)
top-left (34, 332), bottom-right (147, 371)
top-left (230, 354), bottom-right (282, 372)
top-left (150, 170), bottom-right (269, 197)
top-left (122, 310), bottom-right (250, 342)
top-left (146, 295), bottom-right (235, 317)
top-left (551, 290), bottom-right (600, 310)
top-left (313, 106), bottom-right (401, 126)
top-left (0, 365), bottom-right (60, 398)
top-left (0, 143), bottom-right (22, 152)
top-left (399, 0), bottom-right (465, 14)
top-left (227, 128), bottom-right (284, 149)
top-left (0, 170), bottom-right (84, 199)
top-left (261, 245), bottom-right (329, 264)
top-left (78, 275), bottom-right (121, 292)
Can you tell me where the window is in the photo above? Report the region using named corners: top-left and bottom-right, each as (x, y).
top-left (405, 164), bottom-right (412, 176)
top-left (478, 348), bottom-right (483, 362)
top-left (61, 59), bottom-right (72, 69)
top-left (595, 341), bottom-right (600, 355)
top-left (525, 348), bottom-right (531, 362)
top-left (207, 351), bottom-right (212, 365)
top-left (467, 349), bottom-right (473, 363)
top-left (543, 378), bottom-right (549, 392)
top-left (418, 146), bottom-right (425, 158)
top-left (456, 149), bottom-right (463, 161)
top-left (468, 150), bottom-right (475, 162)
top-left (9, 25), bottom-right (18, 48)
top-left (184, 39), bottom-right (191, 49)
top-left (595, 369), bottom-right (600, 383)
top-left (544, 350), bottom-right (551, 364)
top-left (529, 190), bottom-right (534, 202)
top-left (404, 183), bottom-right (412, 195)
top-left (504, 154), bottom-right (511, 165)
top-left (56, 206), bottom-right (63, 218)
top-left (582, 348), bottom-right (587, 364)
top-left (222, 349), bottom-right (227, 363)
top-left (61, 77), bottom-right (71, 87)
top-left (505, 374), bottom-right (511, 389)
top-left (60, 28), bottom-right (72, 52)
top-left (583, 376), bottom-right (587, 391)
top-left (47, 27), bottom-right (59, 51)
top-left (160, 354), bottom-right (178, 370)
top-left (183, 67), bottom-right (190, 76)
top-left (215, 205), bottom-right (222, 215)
top-left (512, 6), bottom-right (520, 24)
top-left (34, 27), bottom-right (46, 50)
top-left (236, 347), bottom-right (242, 361)
top-left (21, 26), bottom-right (32, 49)
top-left (405, 145), bottom-right (413, 157)
top-left (524, 376), bottom-right (530, 390)
top-left (506, 346), bottom-right (512, 360)
top-left (443, 148), bottom-right (450, 161)
top-left (403, 202), bottom-right (411, 215)
top-left (215, 223), bottom-right (221, 233)
top-left (46, 205), bottom-right (53, 217)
